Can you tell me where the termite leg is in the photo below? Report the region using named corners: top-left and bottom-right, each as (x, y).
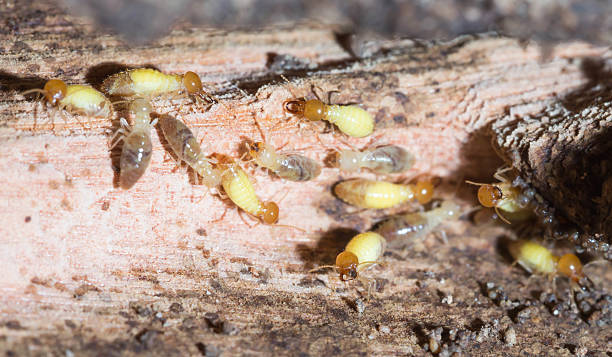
top-left (493, 166), bottom-right (513, 182)
top-left (108, 118), bottom-right (131, 149)
top-left (211, 206), bottom-right (229, 224)
top-left (494, 206), bottom-right (512, 224)
top-left (236, 208), bottom-right (255, 228)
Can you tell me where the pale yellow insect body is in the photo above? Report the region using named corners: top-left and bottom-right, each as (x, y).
top-left (507, 240), bottom-right (586, 284)
top-left (223, 164), bottom-right (260, 215)
top-left (325, 105), bottom-right (374, 138)
top-left (331, 231), bottom-right (386, 281)
top-left (345, 232), bottom-right (386, 271)
top-left (23, 79), bottom-right (112, 120)
top-left (62, 85), bottom-right (112, 117)
top-left (508, 240), bottom-right (557, 275)
top-left (103, 68), bottom-right (182, 97)
top-left (215, 155), bottom-right (279, 224)
top-left (310, 232), bottom-right (386, 294)
top-left (334, 179), bottom-right (434, 209)
top-left (284, 99), bottom-right (374, 138)
top-left (102, 68), bottom-right (211, 104)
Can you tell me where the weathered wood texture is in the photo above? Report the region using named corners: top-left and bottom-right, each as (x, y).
top-left (493, 60), bottom-right (612, 255)
top-left (1, 2), bottom-right (611, 356)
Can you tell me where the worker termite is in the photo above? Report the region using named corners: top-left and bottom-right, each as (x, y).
top-left (310, 231), bottom-right (386, 294)
top-left (110, 99), bottom-right (156, 189)
top-left (374, 200), bottom-right (462, 243)
top-left (282, 76), bottom-right (374, 138)
top-left (466, 167), bottom-right (534, 224)
top-left (22, 79), bottom-right (112, 127)
top-left (507, 239), bottom-right (585, 284)
top-left (158, 115), bottom-right (222, 188)
top-left (212, 153), bottom-right (279, 225)
top-left (246, 141), bottom-right (321, 182)
top-left (332, 145), bottom-right (415, 174)
top-left (508, 239), bottom-right (612, 317)
top-left (334, 178), bottom-right (434, 209)
top-left (102, 68), bottom-right (214, 105)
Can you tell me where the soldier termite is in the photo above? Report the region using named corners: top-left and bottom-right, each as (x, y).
top-left (281, 75), bottom-right (374, 138)
top-left (110, 99), bottom-right (156, 189)
top-left (102, 68), bottom-right (215, 105)
top-left (22, 79), bottom-right (112, 128)
top-left (334, 178), bottom-right (434, 209)
top-left (158, 115), bottom-right (222, 188)
top-left (332, 144), bottom-right (415, 174)
top-left (374, 200), bottom-right (462, 243)
top-left (466, 167), bottom-right (534, 224)
top-left (310, 231), bottom-right (386, 295)
top-left (212, 153), bottom-right (280, 225)
top-left (245, 139), bottom-right (322, 182)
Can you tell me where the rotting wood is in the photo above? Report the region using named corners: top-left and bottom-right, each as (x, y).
top-left (1, 2), bottom-right (611, 356)
top-left (493, 59), bottom-right (612, 257)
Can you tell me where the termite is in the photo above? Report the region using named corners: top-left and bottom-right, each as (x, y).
top-left (282, 76), bottom-right (374, 138)
top-left (22, 79), bottom-right (112, 126)
top-left (466, 167), bottom-right (534, 224)
top-left (158, 115), bottom-right (222, 188)
top-left (507, 240), bottom-right (585, 284)
top-left (310, 231), bottom-right (386, 293)
top-left (333, 145), bottom-right (415, 174)
top-left (508, 239), bottom-right (612, 315)
top-left (334, 178), bottom-right (434, 209)
top-left (375, 200), bottom-right (462, 243)
top-left (213, 153), bottom-right (279, 224)
top-left (102, 68), bottom-right (213, 104)
top-left (246, 141), bottom-right (321, 182)
top-left (110, 99), bottom-right (156, 189)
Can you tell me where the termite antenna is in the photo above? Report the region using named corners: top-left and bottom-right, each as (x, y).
top-left (21, 88), bottom-right (46, 98)
top-left (280, 74), bottom-right (300, 99)
top-left (252, 115), bottom-right (267, 143)
top-left (309, 265), bottom-right (337, 273)
top-left (465, 180), bottom-right (487, 187)
top-left (494, 206), bottom-right (512, 224)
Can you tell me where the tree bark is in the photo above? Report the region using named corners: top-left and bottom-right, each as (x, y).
top-left (493, 61), bottom-right (612, 255)
top-left (1, 1), bottom-right (611, 355)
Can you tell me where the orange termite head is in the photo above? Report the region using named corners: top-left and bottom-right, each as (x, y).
top-left (43, 79), bottom-right (67, 105)
top-left (335, 251), bottom-right (359, 281)
top-left (260, 201), bottom-right (279, 224)
top-left (210, 153), bottom-right (234, 169)
top-left (182, 71), bottom-right (203, 95)
top-left (414, 180), bottom-right (435, 204)
top-left (477, 184), bottom-right (503, 208)
top-left (283, 99), bottom-right (306, 115)
top-left (248, 142), bottom-right (265, 157)
top-left (557, 253), bottom-right (584, 283)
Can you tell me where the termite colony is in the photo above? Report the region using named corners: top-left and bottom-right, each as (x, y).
top-left (25, 65), bottom-right (609, 306)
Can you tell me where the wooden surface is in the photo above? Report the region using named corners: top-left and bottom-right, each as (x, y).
top-left (1, 2), bottom-right (611, 356)
top-left (492, 61), bottom-right (612, 254)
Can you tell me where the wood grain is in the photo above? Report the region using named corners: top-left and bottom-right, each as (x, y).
top-left (1, 2), bottom-right (610, 355)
